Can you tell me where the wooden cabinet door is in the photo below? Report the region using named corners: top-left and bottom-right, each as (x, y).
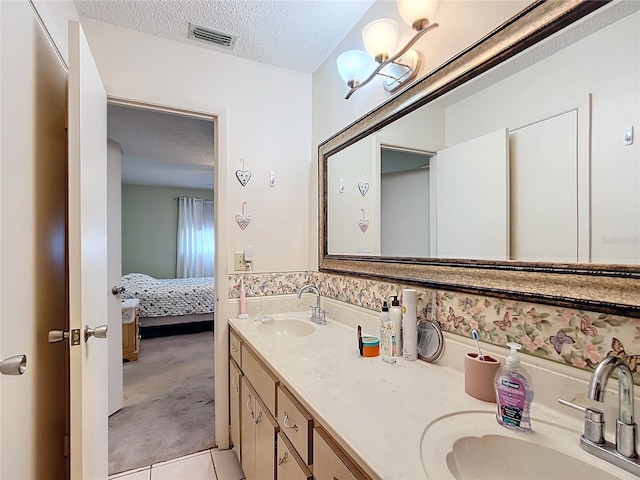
top-left (277, 433), bottom-right (312, 480)
top-left (230, 359), bottom-right (242, 462)
top-left (254, 394), bottom-right (278, 480)
top-left (313, 427), bottom-right (358, 480)
top-left (240, 377), bottom-right (256, 480)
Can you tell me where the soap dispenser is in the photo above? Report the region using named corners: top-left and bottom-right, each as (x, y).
top-left (494, 342), bottom-right (533, 432)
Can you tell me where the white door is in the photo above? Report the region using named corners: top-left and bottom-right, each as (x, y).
top-left (433, 128), bottom-right (509, 260)
top-left (107, 139), bottom-right (123, 415)
top-left (509, 111), bottom-right (578, 262)
top-left (68, 20), bottom-right (109, 479)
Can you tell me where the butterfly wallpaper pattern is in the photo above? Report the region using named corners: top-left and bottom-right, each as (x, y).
top-left (228, 271), bottom-right (639, 381)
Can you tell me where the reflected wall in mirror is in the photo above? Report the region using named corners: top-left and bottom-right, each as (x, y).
top-left (319, 1), bottom-right (640, 318)
top-left (326, 1), bottom-right (639, 265)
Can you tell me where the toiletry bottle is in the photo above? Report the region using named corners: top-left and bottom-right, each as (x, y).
top-left (389, 295), bottom-right (403, 356)
top-left (238, 279), bottom-right (249, 319)
top-left (402, 289), bottom-right (418, 360)
top-left (494, 342), bottom-right (533, 432)
top-left (379, 301), bottom-right (396, 364)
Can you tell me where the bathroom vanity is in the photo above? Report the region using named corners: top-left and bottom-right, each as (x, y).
top-left (228, 308), bottom-right (639, 479)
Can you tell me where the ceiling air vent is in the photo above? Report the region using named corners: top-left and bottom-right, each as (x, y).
top-left (189, 23), bottom-right (237, 49)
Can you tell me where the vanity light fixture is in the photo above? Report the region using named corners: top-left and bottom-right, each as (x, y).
top-left (337, 0), bottom-right (439, 99)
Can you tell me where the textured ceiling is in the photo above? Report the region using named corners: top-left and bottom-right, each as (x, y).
top-left (74, 0), bottom-right (375, 73)
top-left (108, 104), bottom-right (214, 190)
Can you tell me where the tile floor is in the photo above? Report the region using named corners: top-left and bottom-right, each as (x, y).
top-left (109, 449), bottom-right (244, 480)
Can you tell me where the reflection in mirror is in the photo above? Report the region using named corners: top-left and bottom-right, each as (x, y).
top-left (326, 2), bottom-right (639, 265)
top-left (380, 146), bottom-right (433, 257)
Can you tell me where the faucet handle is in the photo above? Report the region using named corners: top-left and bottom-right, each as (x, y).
top-left (559, 398), bottom-right (605, 444)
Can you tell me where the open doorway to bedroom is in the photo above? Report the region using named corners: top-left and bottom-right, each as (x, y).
top-left (106, 102), bottom-right (216, 476)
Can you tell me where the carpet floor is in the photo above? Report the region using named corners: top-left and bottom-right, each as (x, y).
top-left (108, 331), bottom-right (216, 475)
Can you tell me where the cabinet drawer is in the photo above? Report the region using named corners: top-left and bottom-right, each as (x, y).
top-left (277, 385), bottom-right (313, 466)
top-left (230, 329), bottom-right (242, 366)
top-left (313, 427), bottom-right (361, 480)
top-left (241, 344), bottom-right (278, 416)
top-left (277, 433), bottom-right (311, 480)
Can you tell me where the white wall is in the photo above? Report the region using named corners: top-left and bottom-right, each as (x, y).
top-left (80, 18), bottom-right (313, 276)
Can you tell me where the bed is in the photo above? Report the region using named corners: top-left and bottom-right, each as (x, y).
top-left (121, 273), bottom-right (214, 329)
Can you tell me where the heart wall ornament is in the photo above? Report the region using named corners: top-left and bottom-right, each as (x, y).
top-left (235, 202), bottom-right (251, 230)
top-left (235, 158), bottom-right (252, 187)
top-left (235, 169), bottom-right (251, 187)
top-left (358, 181), bottom-right (369, 196)
top-left (358, 209), bottom-right (369, 233)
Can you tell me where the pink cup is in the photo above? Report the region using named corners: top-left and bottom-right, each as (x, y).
top-left (464, 352), bottom-right (501, 402)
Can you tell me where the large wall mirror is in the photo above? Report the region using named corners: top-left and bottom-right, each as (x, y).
top-left (319, 0), bottom-right (640, 317)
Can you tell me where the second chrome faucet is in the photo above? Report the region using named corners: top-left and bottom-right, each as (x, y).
top-left (297, 284), bottom-right (327, 325)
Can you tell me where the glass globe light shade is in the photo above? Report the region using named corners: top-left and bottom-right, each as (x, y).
top-left (336, 50), bottom-right (374, 86)
top-left (396, 0), bottom-right (439, 29)
top-left (362, 19), bottom-right (398, 61)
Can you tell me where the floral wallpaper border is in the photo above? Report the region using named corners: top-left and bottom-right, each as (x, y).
top-left (228, 271), bottom-right (639, 382)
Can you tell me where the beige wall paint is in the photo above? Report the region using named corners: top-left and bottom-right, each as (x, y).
top-left (121, 184), bottom-right (214, 279)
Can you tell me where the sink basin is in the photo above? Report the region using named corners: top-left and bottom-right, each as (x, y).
top-left (256, 319), bottom-right (315, 337)
top-left (421, 410), bottom-right (623, 480)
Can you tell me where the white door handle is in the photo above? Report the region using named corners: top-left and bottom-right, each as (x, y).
top-left (84, 324), bottom-right (108, 342)
top-left (0, 354), bottom-right (26, 375)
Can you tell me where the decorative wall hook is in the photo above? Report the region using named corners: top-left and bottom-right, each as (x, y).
top-left (235, 158), bottom-right (252, 187)
top-left (235, 202), bottom-right (251, 230)
top-left (358, 209), bottom-right (370, 233)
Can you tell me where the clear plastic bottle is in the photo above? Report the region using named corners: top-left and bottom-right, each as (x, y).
top-left (379, 301), bottom-right (396, 363)
top-left (389, 295), bottom-right (403, 356)
top-left (494, 342), bottom-right (534, 432)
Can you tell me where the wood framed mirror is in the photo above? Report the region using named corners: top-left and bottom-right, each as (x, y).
top-left (319, 0), bottom-right (640, 318)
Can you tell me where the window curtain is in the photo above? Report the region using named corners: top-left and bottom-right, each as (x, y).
top-left (176, 197), bottom-right (215, 278)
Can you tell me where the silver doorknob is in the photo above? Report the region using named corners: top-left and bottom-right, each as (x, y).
top-left (48, 330), bottom-right (69, 344)
top-left (111, 286), bottom-right (125, 295)
top-left (0, 354), bottom-right (26, 375)
top-left (84, 324), bottom-right (108, 342)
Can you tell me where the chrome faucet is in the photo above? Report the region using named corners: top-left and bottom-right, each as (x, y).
top-left (561, 356), bottom-right (640, 476)
top-left (296, 284), bottom-right (327, 325)
top-left (589, 356), bottom-right (637, 458)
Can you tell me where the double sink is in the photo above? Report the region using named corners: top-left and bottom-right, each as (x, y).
top-left (242, 314), bottom-right (635, 479)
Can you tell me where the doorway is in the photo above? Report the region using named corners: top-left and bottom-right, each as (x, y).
top-left (105, 101), bottom-right (217, 475)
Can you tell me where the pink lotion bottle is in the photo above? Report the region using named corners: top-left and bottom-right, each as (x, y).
top-left (238, 279), bottom-right (249, 319)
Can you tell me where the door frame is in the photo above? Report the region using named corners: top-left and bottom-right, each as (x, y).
top-left (106, 96), bottom-right (229, 449)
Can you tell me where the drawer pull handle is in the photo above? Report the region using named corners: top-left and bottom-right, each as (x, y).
top-left (246, 396), bottom-right (254, 419)
top-left (283, 412), bottom-right (298, 432)
top-left (231, 345), bottom-right (238, 353)
top-left (278, 451), bottom-right (288, 465)
top-left (231, 373), bottom-right (238, 392)
top-left (254, 411), bottom-right (263, 424)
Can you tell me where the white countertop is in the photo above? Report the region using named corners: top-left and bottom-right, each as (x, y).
top-left (229, 310), bottom-right (637, 480)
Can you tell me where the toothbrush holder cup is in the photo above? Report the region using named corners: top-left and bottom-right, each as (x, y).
top-left (464, 352), bottom-right (501, 402)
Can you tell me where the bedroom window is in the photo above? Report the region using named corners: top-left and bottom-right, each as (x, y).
top-left (176, 197), bottom-right (215, 278)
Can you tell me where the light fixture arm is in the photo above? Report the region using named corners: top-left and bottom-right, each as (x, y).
top-left (345, 22), bottom-right (439, 99)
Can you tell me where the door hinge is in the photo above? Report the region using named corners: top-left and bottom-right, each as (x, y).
top-left (64, 434), bottom-right (70, 457)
